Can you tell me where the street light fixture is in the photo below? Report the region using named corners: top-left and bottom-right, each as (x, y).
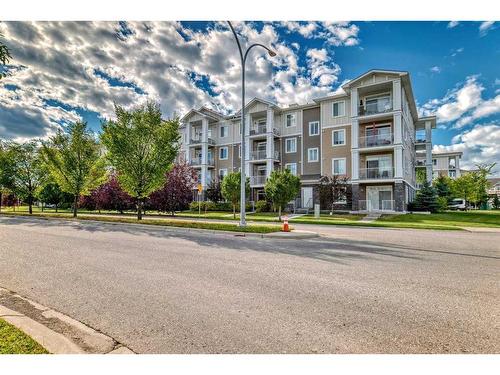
top-left (227, 21), bottom-right (276, 227)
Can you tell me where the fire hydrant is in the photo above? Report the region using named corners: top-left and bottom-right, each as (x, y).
top-left (282, 215), bottom-right (290, 232)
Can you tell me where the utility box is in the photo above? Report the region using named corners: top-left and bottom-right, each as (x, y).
top-left (314, 204), bottom-right (320, 218)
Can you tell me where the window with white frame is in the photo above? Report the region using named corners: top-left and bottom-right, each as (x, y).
top-left (309, 121), bottom-right (320, 136)
top-left (332, 129), bottom-right (345, 146)
top-left (285, 113), bottom-right (296, 127)
top-left (220, 125), bottom-right (228, 138)
top-left (308, 148), bottom-right (319, 162)
top-left (285, 163), bottom-right (298, 176)
top-left (219, 168), bottom-right (228, 179)
top-left (332, 158), bottom-right (346, 175)
top-left (219, 147), bottom-right (228, 160)
top-left (332, 101), bottom-right (345, 117)
top-left (285, 138), bottom-right (297, 153)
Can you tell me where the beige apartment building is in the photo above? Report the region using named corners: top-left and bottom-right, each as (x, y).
top-left (179, 69), bottom-right (437, 212)
top-left (430, 151), bottom-right (462, 179)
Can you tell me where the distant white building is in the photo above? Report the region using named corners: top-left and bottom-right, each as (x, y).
top-left (431, 151), bottom-right (462, 179)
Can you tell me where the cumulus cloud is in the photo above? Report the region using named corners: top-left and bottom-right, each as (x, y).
top-left (433, 124), bottom-right (500, 176)
top-left (419, 75), bottom-right (500, 128)
top-left (0, 21), bottom-right (360, 140)
top-left (447, 21), bottom-right (460, 28)
top-left (430, 66), bottom-right (441, 73)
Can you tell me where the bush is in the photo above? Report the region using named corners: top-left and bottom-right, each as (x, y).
top-left (255, 200), bottom-right (270, 213)
top-left (189, 201), bottom-right (251, 212)
top-left (189, 201), bottom-right (215, 211)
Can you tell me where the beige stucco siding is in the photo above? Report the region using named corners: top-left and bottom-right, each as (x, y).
top-left (350, 72), bottom-right (400, 89)
top-left (321, 96), bottom-right (351, 127)
top-left (321, 126), bottom-right (352, 178)
top-left (302, 107), bottom-right (321, 176)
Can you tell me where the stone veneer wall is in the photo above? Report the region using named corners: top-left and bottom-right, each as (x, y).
top-left (394, 182), bottom-right (406, 212)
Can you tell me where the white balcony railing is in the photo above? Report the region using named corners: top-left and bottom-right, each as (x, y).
top-left (359, 167), bottom-right (394, 180)
top-left (358, 200), bottom-right (395, 211)
top-left (190, 136), bottom-right (215, 145)
top-left (190, 158), bottom-right (214, 166)
top-left (249, 124), bottom-right (280, 136)
top-left (250, 175), bottom-right (267, 185)
top-left (249, 150), bottom-right (280, 161)
top-left (359, 133), bottom-right (393, 148)
top-left (358, 100), bottom-right (393, 116)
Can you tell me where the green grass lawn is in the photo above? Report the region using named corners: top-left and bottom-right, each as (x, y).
top-left (0, 211), bottom-right (281, 234)
top-left (0, 318), bottom-right (48, 354)
top-left (378, 211), bottom-right (500, 228)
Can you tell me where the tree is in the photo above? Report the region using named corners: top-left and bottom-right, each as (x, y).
top-left (452, 173), bottom-right (475, 209)
top-left (0, 141), bottom-right (15, 212)
top-left (36, 181), bottom-right (71, 212)
top-left (472, 163), bottom-right (496, 208)
top-left (95, 173), bottom-right (134, 213)
top-left (41, 121), bottom-right (107, 218)
top-left (414, 181), bottom-right (439, 213)
top-left (205, 178), bottom-right (223, 203)
top-left (493, 194), bottom-right (500, 210)
top-left (433, 175), bottom-right (454, 204)
top-left (149, 162), bottom-right (197, 216)
top-left (264, 169), bottom-right (301, 221)
top-left (221, 171), bottom-right (250, 219)
top-left (319, 174), bottom-right (350, 212)
top-left (10, 141), bottom-right (44, 214)
top-left (101, 101), bottom-right (180, 220)
top-left (0, 32), bottom-right (12, 80)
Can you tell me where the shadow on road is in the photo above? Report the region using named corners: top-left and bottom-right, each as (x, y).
top-left (2, 215), bottom-right (498, 264)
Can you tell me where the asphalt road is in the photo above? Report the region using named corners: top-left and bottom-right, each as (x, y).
top-left (0, 215), bottom-right (498, 353)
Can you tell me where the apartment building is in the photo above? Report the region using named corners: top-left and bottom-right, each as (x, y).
top-left (179, 69), bottom-right (436, 212)
top-left (430, 151), bottom-right (462, 179)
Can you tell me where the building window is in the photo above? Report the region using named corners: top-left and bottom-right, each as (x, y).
top-left (285, 113), bottom-right (296, 128)
top-left (285, 163), bottom-right (297, 176)
top-left (238, 145), bottom-right (241, 158)
top-left (219, 147), bottom-right (228, 160)
top-left (285, 138), bottom-right (297, 153)
top-left (332, 158), bottom-right (346, 175)
top-left (308, 148), bottom-right (319, 162)
top-left (432, 159), bottom-right (437, 166)
top-left (219, 169), bottom-right (228, 179)
top-left (449, 170), bottom-right (456, 178)
top-left (332, 129), bottom-right (345, 146)
top-left (332, 101), bottom-right (345, 117)
top-left (220, 125), bottom-right (228, 138)
top-left (309, 121), bottom-right (320, 136)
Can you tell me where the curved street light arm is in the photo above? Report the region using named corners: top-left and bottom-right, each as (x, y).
top-left (243, 43), bottom-right (276, 64)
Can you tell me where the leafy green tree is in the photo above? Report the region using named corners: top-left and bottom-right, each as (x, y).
top-left (264, 169), bottom-right (301, 221)
top-left (101, 101), bottom-right (180, 220)
top-left (433, 175), bottom-right (454, 204)
top-left (41, 121), bottom-right (107, 217)
top-left (452, 173), bottom-right (475, 209)
top-left (0, 141), bottom-right (15, 212)
top-left (0, 32), bottom-right (12, 79)
top-left (414, 181), bottom-right (439, 213)
top-left (36, 181), bottom-right (71, 212)
top-left (221, 171), bottom-right (250, 219)
top-left (10, 141), bottom-right (44, 214)
top-left (493, 194), bottom-right (500, 210)
top-left (471, 163), bottom-right (496, 208)
top-left (205, 178), bottom-right (223, 203)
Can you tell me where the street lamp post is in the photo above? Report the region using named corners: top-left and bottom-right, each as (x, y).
top-left (227, 21), bottom-right (276, 227)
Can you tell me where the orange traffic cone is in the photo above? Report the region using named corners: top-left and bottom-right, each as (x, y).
top-left (282, 215), bottom-right (290, 232)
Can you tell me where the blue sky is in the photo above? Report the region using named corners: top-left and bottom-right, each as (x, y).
top-left (0, 21), bottom-right (499, 172)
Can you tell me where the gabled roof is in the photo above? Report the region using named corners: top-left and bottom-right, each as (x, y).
top-left (234, 97), bottom-right (280, 116)
top-left (341, 69), bottom-right (409, 90)
top-left (180, 107), bottom-right (221, 123)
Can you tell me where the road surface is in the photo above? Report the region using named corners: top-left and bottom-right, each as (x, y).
top-left (0, 215), bottom-right (498, 353)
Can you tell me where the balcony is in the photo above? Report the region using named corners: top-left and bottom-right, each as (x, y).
top-left (250, 175), bottom-right (267, 186)
top-left (415, 159), bottom-right (426, 167)
top-left (189, 136), bottom-right (216, 146)
top-left (249, 124), bottom-right (280, 137)
top-left (358, 100), bottom-right (393, 116)
top-left (358, 199), bottom-right (395, 212)
top-left (189, 157), bottom-right (215, 167)
top-left (359, 167), bottom-right (394, 180)
top-left (249, 150), bottom-right (280, 161)
top-left (359, 133), bottom-right (393, 148)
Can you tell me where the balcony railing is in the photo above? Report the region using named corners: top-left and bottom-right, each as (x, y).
top-left (415, 159), bottom-right (426, 167)
top-left (249, 150), bottom-right (280, 161)
top-left (189, 136), bottom-right (216, 145)
top-left (359, 133), bottom-right (393, 148)
top-left (359, 167), bottom-right (394, 180)
top-left (190, 158), bottom-right (214, 166)
top-left (250, 175), bottom-right (267, 185)
top-left (249, 124), bottom-right (280, 137)
top-left (358, 200), bottom-right (395, 212)
top-left (358, 101), bottom-right (393, 116)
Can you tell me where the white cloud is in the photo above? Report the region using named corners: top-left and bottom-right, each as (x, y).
top-left (433, 124), bottom-right (500, 176)
top-left (419, 76), bottom-right (500, 128)
top-left (479, 21), bottom-right (496, 36)
top-left (451, 47), bottom-right (464, 57)
top-left (447, 21), bottom-right (459, 28)
top-left (0, 21), bottom-right (360, 140)
top-left (430, 66), bottom-right (441, 73)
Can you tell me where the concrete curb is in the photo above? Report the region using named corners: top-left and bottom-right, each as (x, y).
top-left (0, 287), bottom-right (135, 354)
top-left (0, 213), bottom-right (320, 239)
